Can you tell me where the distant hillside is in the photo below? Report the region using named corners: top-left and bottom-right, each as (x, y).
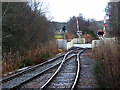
top-left (96, 20), bottom-right (109, 30)
top-left (96, 20), bottom-right (109, 27)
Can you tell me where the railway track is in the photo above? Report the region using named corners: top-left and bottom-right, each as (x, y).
top-left (2, 48), bottom-right (86, 89)
top-left (41, 49), bottom-right (85, 89)
top-left (1, 53), bottom-right (65, 83)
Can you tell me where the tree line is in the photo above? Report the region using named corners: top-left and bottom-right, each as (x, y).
top-left (66, 14), bottom-right (100, 38)
top-left (107, 2), bottom-right (120, 38)
top-left (2, 2), bottom-right (54, 54)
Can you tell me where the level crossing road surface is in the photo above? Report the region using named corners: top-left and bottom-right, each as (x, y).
top-left (74, 44), bottom-right (93, 48)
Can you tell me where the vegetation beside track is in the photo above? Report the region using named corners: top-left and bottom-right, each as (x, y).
top-left (2, 41), bottom-right (58, 75)
top-left (92, 2), bottom-right (120, 88)
top-left (92, 41), bottom-right (120, 88)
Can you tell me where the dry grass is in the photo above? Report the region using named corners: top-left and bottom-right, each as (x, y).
top-left (92, 40), bottom-right (120, 88)
top-left (2, 40), bottom-right (58, 75)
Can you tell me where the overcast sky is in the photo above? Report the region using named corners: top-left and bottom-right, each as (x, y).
top-left (42, 0), bottom-right (110, 22)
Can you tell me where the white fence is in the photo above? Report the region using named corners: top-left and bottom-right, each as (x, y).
top-left (67, 39), bottom-right (74, 50)
top-left (92, 37), bottom-right (116, 49)
top-left (57, 39), bottom-right (67, 50)
top-left (57, 38), bottom-right (85, 50)
top-left (73, 38), bottom-right (85, 44)
top-left (57, 38), bottom-right (116, 50)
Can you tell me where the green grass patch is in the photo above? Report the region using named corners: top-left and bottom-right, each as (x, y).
top-left (94, 60), bottom-right (111, 88)
top-left (55, 36), bottom-right (64, 38)
top-left (55, 32), bottom-right (64, 39)
top-left (41, 52), bottom-right (50, 59)
top-left (17, 57), bottom-right (34, 69)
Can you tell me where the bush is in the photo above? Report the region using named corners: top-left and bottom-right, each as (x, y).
top-left (41, 52), bottom-right (50, 59)
top-left (17, 63), bottom-right (24, 69)
top-left (22, 58), bottom-right (34, 67)
top-left (89, 30), bottom-right (96, 38)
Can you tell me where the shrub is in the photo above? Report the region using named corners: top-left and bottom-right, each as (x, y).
top-left (17, 63), bottom-right (24, 69)
top-left (41, 52), bottom-right (50, 59)
top-left (89, 30), bottom-right (96, 38)
top-left (22, 58), bottom-right (34, 67)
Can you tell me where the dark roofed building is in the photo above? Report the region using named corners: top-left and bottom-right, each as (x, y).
top-left (50, 21), bottom-right (67, 32)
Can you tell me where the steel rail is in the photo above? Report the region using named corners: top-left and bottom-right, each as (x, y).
top-left (1, 54), bottom-right (65, 83)
top-left (71, 49), bottom-right (86, 90)
top-left (7, 54), bottom-right (76, 90)
top-left (40, 50), bottom-right (75, 89)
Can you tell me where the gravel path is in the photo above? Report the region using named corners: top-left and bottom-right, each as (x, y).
top-left (77, 49), bottom-right (97, 88)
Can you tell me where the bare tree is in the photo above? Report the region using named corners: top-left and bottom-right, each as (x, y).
top-left (2, 2), bottom-right (53, 54)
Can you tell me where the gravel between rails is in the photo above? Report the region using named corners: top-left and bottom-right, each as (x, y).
top-left (19, 66), bottom-right (58, 90)
top-left (45, 55), bottom-right (77, 89)
top-left (19, 65), bottom-right (59, 89)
